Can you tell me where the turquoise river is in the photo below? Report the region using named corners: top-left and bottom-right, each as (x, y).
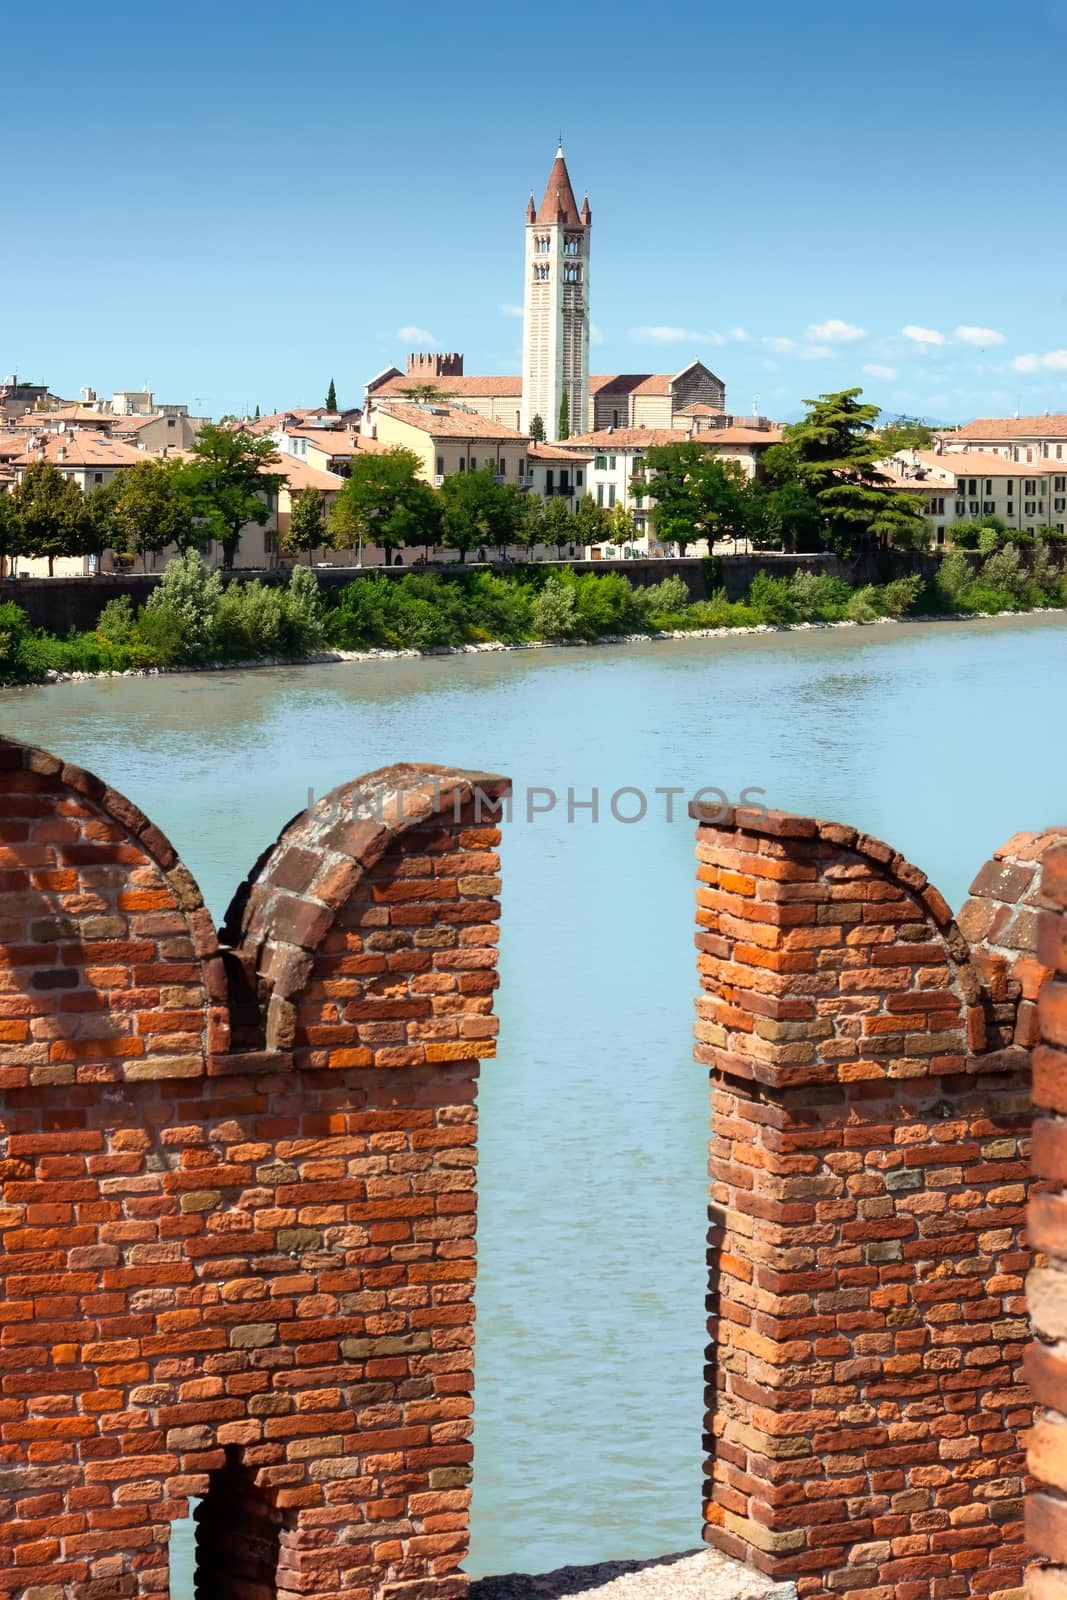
top-left (2, 612), bottom-right (1065, 1587)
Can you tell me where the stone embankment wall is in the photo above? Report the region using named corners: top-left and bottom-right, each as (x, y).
top-left (692, 804), bottom-right (1065, 1600)
top-left (1028, 840), bottom-right (1067, 1599)
top-left (0, 738), bottom-right (507, 1600)
top-left (0, 551), bottom-right (924, 633)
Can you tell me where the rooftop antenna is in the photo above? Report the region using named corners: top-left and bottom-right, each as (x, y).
top-left (752, 393), bottom-right (760, 417)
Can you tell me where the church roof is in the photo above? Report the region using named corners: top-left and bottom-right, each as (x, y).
top-left (536, 145), bottom-right (582, 225)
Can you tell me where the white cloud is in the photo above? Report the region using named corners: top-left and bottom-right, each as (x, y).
top-left (631, 325), bottom-right (724, 344)
top-left (729, 327), bottom-right (751, 342)
top-left (1010, 349), bottom-right (1067, 373)
top-left (396, 325), bottom-right (437, 345)
top-left (500, 304), bottom-right (524, 318)
top-left (807, 318), bottom-right (866, 343)
top-left (589, 323), bottom-right (606, 345)
top-left (955, 324), bottom-right (1005, 346)
top-left (798, 344), bottom-right (832, 360)
top-left (863, 363), bottom-right (896, 380)
top-left (762, 336), bottom-right (796, 353)
top-left (901, 324), bottom-right (945, 346)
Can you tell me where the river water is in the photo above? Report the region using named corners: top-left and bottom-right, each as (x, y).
top-left (2, 613), bottom-right (1065, 1587)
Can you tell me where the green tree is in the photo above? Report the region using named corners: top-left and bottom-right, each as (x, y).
top-left (750, 454), bottom-right (824, 552)
top-left (82, 480), bottom-right (120, 564)
top-left (574, 494), bottom-right (609, 550)
top-left (783, 389), bottom-right (926, 555)
top-left (557, 392), bottom-right (570, 441)
top-left (326, 377), bottom-right (338, 412)
top-left (399, 383), bottom-right (453, 403)
top-left (544, 495), bottom-right (575, 559)
top-left (330, 446), bottom-right (440, 561)
top-left (111, 459), bottom-right (200, 569)
top-left (607, 503), bottom-right (635, 549)
top-left (878, 416), bottom-right (934, 454)
top-left (641, 443), bottom-right (752, 555)
top-left (529, 414), bottom-right (546, 443)
top-left (284, 488), bottom-right (330, 563)
top-left (184, 424), bottom-right (284, 569)
top-left (10, 460), bottom-right (87, 575)
top-left (0, 488), bottom-right (22, 577)
top-left (517, 494), bottom-right (547, 556)
top-left (439, 468), bottom-right (524, 562)
top-left (253, 404), bottom-right (261, 421)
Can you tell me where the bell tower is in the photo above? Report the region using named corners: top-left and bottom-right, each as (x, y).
top-left (521, 144), bottom-right (591, 441)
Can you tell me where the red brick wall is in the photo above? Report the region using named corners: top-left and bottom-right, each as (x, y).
top-left (1028, 842), bottom-right (1067, 1600)
top-left (0, 740), bottom-right (508, 1600)
top-left (693, 805), bottom-right (1059, 1600)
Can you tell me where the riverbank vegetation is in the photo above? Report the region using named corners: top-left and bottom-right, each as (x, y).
top-left (1, 541), bottom-right (1066, 685)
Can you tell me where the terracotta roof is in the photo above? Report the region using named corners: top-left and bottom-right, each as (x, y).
top-left (371, 373), bottom-right (522, 399)
top-left (676, 403), bottom-right (727, 416)
top-left (13, 408), bottom-right (116, 430)
top-left (374, 402), bottom-right (529, 441)
top-left (15, 433), bottom-right (146, 469)
top-left (276, 458), bottom-right (346, 493)
top-left (535, 146), bottom-right (581, 225)
top-left (528, 441), bottom-right (592, 463)
top-left (914, 449), bottom-right (1052, 477)
top-left (566, 427), bottom-right (706, 450)
top-left (0, 436), bottom-right (26, 458)
top-left (702, 427), bottom-right (784, 447)
top-left (591, 363), bottom-right (722, 397)
top-left (948, 415), bottom-right (1067, 440)
top-left (286, 428), bottom-right (362, 455)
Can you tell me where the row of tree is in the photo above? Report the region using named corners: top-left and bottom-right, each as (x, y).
top-left (0, 425), bottom-right (283, 575)
top-left (0, 389), bottom-right (941, 576)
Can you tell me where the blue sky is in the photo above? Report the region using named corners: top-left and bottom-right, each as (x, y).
top-left (8, 0), bottom-right (1067, 423)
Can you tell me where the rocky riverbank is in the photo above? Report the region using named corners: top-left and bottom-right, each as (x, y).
top-left (2, 605), bottom-right (1065, 692)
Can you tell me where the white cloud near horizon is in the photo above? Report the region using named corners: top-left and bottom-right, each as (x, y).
top-left (1010, 349), bottom-right (1067, 373)
top-left (590, 323), bottom-right (606, 345)
top-left (396, 324), bottom-right (437, 345)
top-left (500, 304), bottom-right (523, 318)
top-left (807, 319), bottom-right (866, 342)
top-left (901, 324), bottom-right (945, 346)
top-left (955, 324), bottom-right (1005, 346)
top-left (863, 363), bottom-right (896, 380)
top-left (631, 325), bottom-right (725, 345)
top-left (762, 336), bottom-right (796, 353)
top-left (798, 344), bottom-right (832, 360)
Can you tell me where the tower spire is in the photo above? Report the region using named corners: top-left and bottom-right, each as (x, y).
top-left (535, 143), bottom-right (580, 225)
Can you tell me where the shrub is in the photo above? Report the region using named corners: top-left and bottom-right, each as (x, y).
top-left (844, 584), bottom-right (880, 622)
top-left (639, 575), bottom-right (691, 619)
top-left (880, 574), bottom-right (923, 617)
top-left (462, 572), bottom-right (533, 642)
top-left (572, 571), bottom-right (645, 636)
top-left (212, 581), bottom-right (287, 657)
top-left (935, 551), bottom-right (973, 609)
top-left (0, 601), bottom-right (34, 679)
top-left (787, 570), bottom-right (851, 619)
top-left (95, 596), bottom-right (138, 646)
top-left (747, 572), bottom-right (796, 623)
top-left (137, 603), bottom-right (185, 665)
top-left (980, 543), bottom-right (1027, 600)
top-left (145, 550), bottom-right (222, 660)
top-left (531, 573), bottom-right (579, 639)
top-left (279, 564), bottom-right (327, 653)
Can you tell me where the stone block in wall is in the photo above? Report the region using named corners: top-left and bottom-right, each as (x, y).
top-left (694, 803), bottom-right (1037, 1600)
top-left (1028, 843), bottom-right (1067, 1599)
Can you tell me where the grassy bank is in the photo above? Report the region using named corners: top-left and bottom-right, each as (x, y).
top-left (1, 546), bottom-right (1065, 686)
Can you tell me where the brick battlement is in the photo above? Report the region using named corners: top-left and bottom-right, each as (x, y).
top-left (0, 741), bottom-right (1063, 1600)
top-left (0, 738), bottom-right (508, 1600)
top-left (691, 803), bottom-right (1065, 1600)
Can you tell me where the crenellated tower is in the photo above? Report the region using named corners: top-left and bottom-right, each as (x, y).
top-left (521, 144), bottom-right (590, 440)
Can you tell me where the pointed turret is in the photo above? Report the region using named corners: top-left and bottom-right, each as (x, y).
top-left (526, 192), bottom-right (536, 223)
top-left (535, 143), bottom-right (581, 225)
top-left (580, 194), bottom-right (592, 225)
